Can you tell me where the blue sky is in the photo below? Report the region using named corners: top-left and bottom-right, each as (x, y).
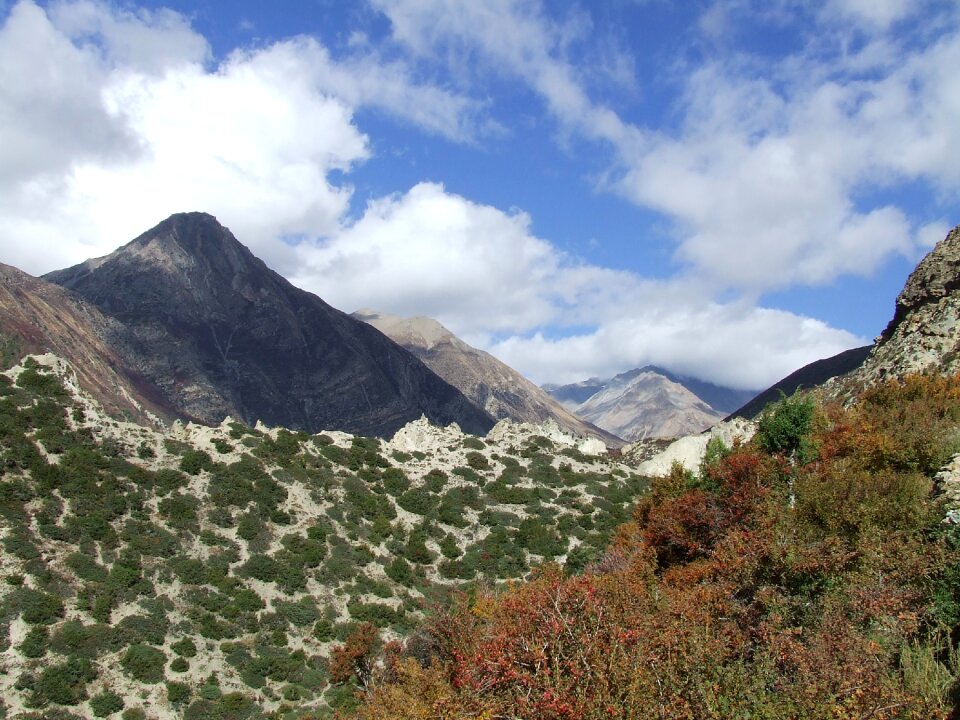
top-left (1, 0), bottom-right (958, 390)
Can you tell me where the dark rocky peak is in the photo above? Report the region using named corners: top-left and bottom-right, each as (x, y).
top-left (880, 225), bottom-right (960, 343)
top-left (45, 212), bottom-right (281, 320)
top-left (42, 212), bottom-right (494, 438)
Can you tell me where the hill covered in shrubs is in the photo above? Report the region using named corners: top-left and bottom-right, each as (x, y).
top-left (348, 375), bottom-right (960, 719)
top-left (0, 354), bottom-right (648, 719)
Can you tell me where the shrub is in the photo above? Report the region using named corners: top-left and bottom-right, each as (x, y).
top-left (120, 644), bottom-right (166, 683)
top-left (397, 488), bottom-right (436, 516)
top-left (18, 626), bottom-right (48, 658)
top-left (466, 451), bottom-right (489, 470)
top-left (179, 449), bottom-right (214, 476)
top-left (382, 467), bottom-right (411, 496)
top-left (90, 690), bottom-right (124, 717)
top-left (30, 657), bottom-right (97, 706)
top-left (171, 637), bottom-right (198, 658)
top-left (385, 557), bottom-right (414, 586)
top-left (167, 681), bottom-right (191, 705)
top-left (756, 391), bottom-right (816, 460)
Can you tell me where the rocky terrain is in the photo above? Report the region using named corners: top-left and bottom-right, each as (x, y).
top-left (547, 367), bottom-right (754, 441)
top-left (0, 352), bottom-right (644, 719)
top-left (833, 224), bottom-right (960, 393)
top-left (353, 311), bottom-right (621, 446)
top-left (43, 213), bottom-right (493, 438)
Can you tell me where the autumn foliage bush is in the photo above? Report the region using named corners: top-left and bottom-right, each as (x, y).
top-left (346, 374), bottom-right (960, 720)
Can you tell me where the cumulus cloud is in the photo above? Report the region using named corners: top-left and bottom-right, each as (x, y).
top-left (373, 0), bottom-right (960, 296)
top-left (0, 0), bottom-right (487, 274)
top-left (286, 181), bottom-right (862, 390)
top-left (489, 307), bottom-right (862, 390)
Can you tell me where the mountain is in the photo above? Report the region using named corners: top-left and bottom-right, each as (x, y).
top-left (542, 377), bottom-right (607, 408)
top-left (0, 262), bottom-right (171, 423)
top-left (43, 212), bottom-right (494, 437)
top-left (352, 310), bottom-right (622, 446)
top-left (727, 345), bottom-right (872, 419)
top-left (548, 368), bottom-right (724, 441)
top-left (546, 366), bottom-right (756, 441)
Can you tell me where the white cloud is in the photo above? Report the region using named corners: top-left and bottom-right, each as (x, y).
top-left (488, 305), bottom-right (863, 390)
top-left (0, 0), bottom-right (490, 275)
top-left (285, 181), bottom-right (863, 390)
top-left (374, 0), bottom-right (960, 297)
top-left (289, 181), bottom-right (645, 334)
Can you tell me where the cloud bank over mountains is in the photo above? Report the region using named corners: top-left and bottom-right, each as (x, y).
top-left (1, 0), bottom-right (957, 388)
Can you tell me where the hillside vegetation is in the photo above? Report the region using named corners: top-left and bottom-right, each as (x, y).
top-left (0, 354), bottom-right (648, 719)
top-left (348, 375), bottom-right (960, 719)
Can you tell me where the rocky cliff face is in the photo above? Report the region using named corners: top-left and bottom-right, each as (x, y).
top-left (44, 212), bottom-right (494, 437)
top-left (353, 310), bottom-right (622, 446)
top-left (833, 224), bottom-right (960, 393)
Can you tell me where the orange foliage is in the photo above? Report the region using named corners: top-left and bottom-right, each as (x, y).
top-left (351, 373), bottom-right (960, 720)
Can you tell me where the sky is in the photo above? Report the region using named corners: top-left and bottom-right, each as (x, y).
top-left (1, 0), bottom-right (958, 391)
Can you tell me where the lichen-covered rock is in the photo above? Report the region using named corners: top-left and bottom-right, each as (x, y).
top-left (838, 225), bottom-right (960, 392)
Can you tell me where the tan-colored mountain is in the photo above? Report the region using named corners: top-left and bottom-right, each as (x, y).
top-left (0, 262), bottom-right (169, 423)
top-left (353, 310), bottom-right (623, 446)
top-left (562, 367), bottom-right (726, 441)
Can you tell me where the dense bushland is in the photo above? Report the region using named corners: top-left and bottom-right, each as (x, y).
top-left (347, 374), bottom-right (960, 719)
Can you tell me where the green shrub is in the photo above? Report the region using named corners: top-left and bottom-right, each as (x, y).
top-left (120, 644), bottom-right (166, 683)
top-left (397, 487), bottom-right (436, 516)
top-left (171, 637), bottom-right (198, 657)
top-left (170, 657), bottom-right (189, 673)
top-left (179, 449), bottom-right (214, 476)
top-left (30, 657), bottom-right (96, 706)
top-left (18, 625), bottom-right (48, 658)
top-left (167, 681), bottom-right (191, 705)
top-left (466, 451), bottom-right (489, 470)
top-left (17, 588), bottom-right (65, 624)
top-left (757, 392), bottom-right (816, 460)
top-left (462, 437), bottom-right (485, 450)
top-left (90, 690), bottom-right (124, 717)
top-left (385, 557), bottom-right (414, 586)
top-left (423, 468), bottom-right (448, 493)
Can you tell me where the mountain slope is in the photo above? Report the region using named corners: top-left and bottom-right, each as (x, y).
top-left (546, 366), bottom-right (755, 440)
top-left (728, 345), bottom-right (872, 419)
top-left (0, 352), bottom-right (646, 718)
top-left (0, 262), bottom-right (171, 423)
top-left (570, 368), bottom-right (726, 441)
top-left (353, 310), bottom-right (622, 446)
top-left (44, 212), bottom-right (494, 437)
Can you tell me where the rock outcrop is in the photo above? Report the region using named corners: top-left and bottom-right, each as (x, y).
top-left (829, 224), bottom-right (960, 396)
top-left (630, 417), bottom-right (757, 477)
